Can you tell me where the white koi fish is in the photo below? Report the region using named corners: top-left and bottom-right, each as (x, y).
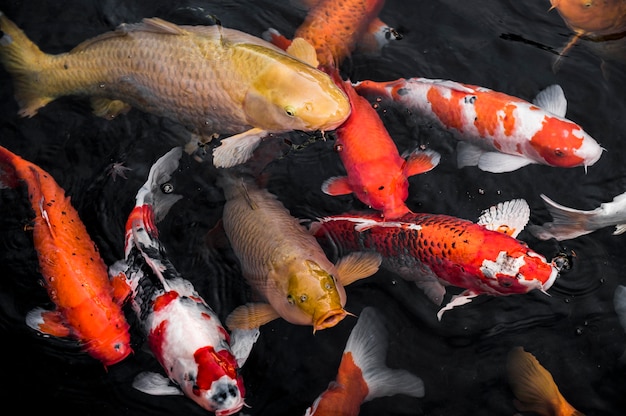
top-left (354, 78), bottom-right (603, 173)
top-left (110, 147), bottom-right (258, 415)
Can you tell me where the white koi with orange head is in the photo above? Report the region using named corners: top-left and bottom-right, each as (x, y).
top-left (355, 78), bottom-right (603, 173)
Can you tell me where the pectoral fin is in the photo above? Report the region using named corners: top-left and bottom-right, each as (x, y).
top-left (477, 199), bottom-right (530, 238)
top-left (532, 84), bottom-right (566, 117)
top-left (286, 37), bottom-right (319, 68)
top-left (90, 97), bottom-right (131, 120)
top-left (321, 176), bottom-right (353, 196)
top-left (436, 292), bottom-right (478, 321)
top-left (226, 302), bottom-right (280, 330)
top-left (132, 371), bottom-right (184, 396)
top-left (335, 251), bottom-right (382, 286)
top-left (212, 128), bottom-right (267, 168)
top-left (402, 148), bottom-right (441, 177)
top-left (457, 142), bottom-right (533, 173)
top-left (230, 327), bottom-right (261, 367)
top-left (26, 307), bottom-right (71, 338)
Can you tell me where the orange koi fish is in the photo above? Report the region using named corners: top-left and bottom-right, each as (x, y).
top-left (0, 145), bottom-right (132, 366)
top-left (322, 79), bottom-right (440, 219)
top-left (507, 346), bottom-right (585, 416)
top-left (110, 147), bottom-right (258, 414)
top-left (304, 307), bottom-right (424, 416)
top-left (355, 78), bottom-right (603, 173)
top-left (550, 0), bottom-right (626, 66)
top-left (311, 199), bottom-right (561, 320)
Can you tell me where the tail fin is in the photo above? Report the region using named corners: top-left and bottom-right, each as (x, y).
top-left (0, 11), bottom-right (53, 117)
top-left (347, 307), bottom-right (425, 402)
top-left (506, 346), bottom-right (584, 416)
top-left (526, 194), bottom-right (595, 241)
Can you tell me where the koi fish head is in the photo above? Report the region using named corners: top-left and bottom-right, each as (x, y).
top-left (530, 116), bottom-right (603, 169)
top-left (244, 50), bottom-right (350, 132)
top-left (550, 0), bottom-right (626, 36)
top-left (177, 347), bottom-right (245, 415)
top-left (84, 321), bottom-right (133, 366)
top-left (359, 171), bottom-right (411, 219)
top-left (479, 247), bottom-right (559, 295)
top-left (284, 260), bottom-right (348, 331)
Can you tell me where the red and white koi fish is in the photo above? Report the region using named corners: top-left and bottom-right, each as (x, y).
top-left (355, 78), bottom-right (604, 173)
top-left (0, 145), bottom-right (132, 366)
top-left (322, 79), bottom-right (440, 219)
top-left (507, 346), bottom-right (585, 416)
top-left (304, 307), bottom-right (424, 416)
top-left (528, 192), bottom-right (626, 241)
top-left (109, 147), bottom-right (258, 415)
top-left (218, 172), bottom-right (381, 332)
top-left (310, 199), bottom-right (560, 320)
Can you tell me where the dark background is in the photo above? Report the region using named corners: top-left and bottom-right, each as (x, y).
top-left (0, 1), bottom-right (625, 415)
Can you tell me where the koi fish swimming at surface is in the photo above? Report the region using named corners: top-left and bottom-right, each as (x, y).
top-left (0, 12), bottom-right (350, 168)
top-left (355, 78), bottom-right (603, 173)
top-left (311, 199), bottom-right (561, 320)
top-left (0, 145), bottom-right (132, 367)
top-left (217, 172), bottom-right (381, 332)
top-left (109, 147), bottom-right (258, 415)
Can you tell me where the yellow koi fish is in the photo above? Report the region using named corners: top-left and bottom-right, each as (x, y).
top-left (0, 12), bottom-right (350, 168)
top-left (217, 173), bottom-right (381, 332)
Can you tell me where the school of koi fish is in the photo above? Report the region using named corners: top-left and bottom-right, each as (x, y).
top-left (0, 0), bottom-right (625, 415)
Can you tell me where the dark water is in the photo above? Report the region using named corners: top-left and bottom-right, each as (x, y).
top-left (1, 0), bottom-right (625, 415)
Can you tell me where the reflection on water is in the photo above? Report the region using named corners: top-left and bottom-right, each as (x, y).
top-left (0, 0), bottom-right (625, 415)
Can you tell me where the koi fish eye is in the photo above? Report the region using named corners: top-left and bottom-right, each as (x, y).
top-left (284, 105), bottom-right (296, 117)
top-left (553, 149), bottom-right (565, 158)
top-left (161, 183), bottom-right (174, 194)
top-left (287, 294), bottom-right (295, 305)
top-left (299, 295), bottom-right (308, 303)
top-left (334, 143), bottom-right (343, 152)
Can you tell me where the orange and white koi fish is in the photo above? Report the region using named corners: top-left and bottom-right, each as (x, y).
top-left (109, 147), bottom-right (258, 415)
top-left (527, 192), bottom-right (626, 241)
top-left (0, 12), bottom-right (350, 169)
top-left (355, 78), bottom-right (603, 173)
top-left (304, 307), bottom-right (424, 416)
top-left (311, 199), bottom-right (561, 320)
top-left (0, 145), bottom-right (132, 366)
top-left (322, 79), bottom-right (440, 219)
top-left (549, 0), bottom-right (626, 66)
top-left (217, 172), bottom-right (381, 332)
top-left (507, 346), bottom-right (585, 416)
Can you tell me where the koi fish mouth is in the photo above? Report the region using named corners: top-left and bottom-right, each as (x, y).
top-left (313, 309), bottom-right (348, 332)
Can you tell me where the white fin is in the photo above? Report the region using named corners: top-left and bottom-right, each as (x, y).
top-left (347, 307), bottom-right (425, 402)
top-left (614, 224), bottom-right (626, 235)
top-left (477, 150), bottom-right (533, 173)
top-left (135, 147), bottom-right (183, 222)
top-left (456, 141), bottom-right (483, 168)
top-left (132, 371), bottom-right (184, 396)
top-left (212, 128), bottom-right (267, 168)
top-left (532, 84), bottom-right (567, 117)
top-left (437, 293), bottom-right (477, 321)
top-left (526, 194), bottom-right (594, 241)
top-left (416, 78), bottom-right (476, 94)
top-left (477, 199), bottom-right (530, 238)
top-left (230, 327), bottom-right (261, 367)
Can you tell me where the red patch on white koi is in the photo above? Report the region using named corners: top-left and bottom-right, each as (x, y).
top-left (194, 346), bottom-right (241, 393)
top-left (153, 291), bottom-right (179, 312)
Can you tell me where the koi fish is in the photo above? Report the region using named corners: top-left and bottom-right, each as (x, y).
top-left (0, 145), bottom-right (132, 366)
top-left (217, 172), bottom-right (381, 332)
top-left (507, 346), bottom-right (585, 416)
top-left (310, 199), bottom-right (560, 320)
top-left (287, 0), bottom-right (399, 66)
top-left (109, 147), bottom-right (258, 415)
top-left (322, 79), bottom-right (440, 219)
top-left (549, 0), bottom-right (626, 67)
top-left (304, 307), bottom-right (424, 416)
top-left (355, 78), bottom-right (604, 173)
top-left (0, 12), bottom-right (350, 169)
top-left (527, 192), bottom-right (626, 241)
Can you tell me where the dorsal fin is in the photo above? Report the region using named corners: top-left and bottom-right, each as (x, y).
top-left (71, 17), bottom-right (186, 53)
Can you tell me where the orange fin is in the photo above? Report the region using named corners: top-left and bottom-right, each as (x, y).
top-left (335, 251), bottom-right (382, 286)
top-left (91, 97), bottom-right (131, 120)
top-left (286, 37), bottom-right (319, 67)
top-left (25, 307), bottom-right (71, 338)
top-left (110, 271), bottom-right (132, 304)
top-left (402, 148), bottom-right (441, 177)
top-left (225, 302), bottom-right (280, 330)
top-left (321, 176), bottom-right (353, 196)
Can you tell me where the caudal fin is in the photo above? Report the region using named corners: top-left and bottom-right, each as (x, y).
top-left (347, 307), bottom-right (425, 402)
top-left (507, 346), bottom-right (584, 416)
top-left (0, 11), bottom-right (53, 117)
top-left (526, 194), bottom-right (595, 241)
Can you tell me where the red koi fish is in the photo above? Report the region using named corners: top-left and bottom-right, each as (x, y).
top-left (0, 145), bottom-right (132, 366)
top-left (322, 79), bottom-right (440, 219)
top-left (507, 346), bottom-right (585, 416)
top-left (310, 199), bottom-right (561, 320)
top-left (109, 147), bottom-right (257, 415)
top-left (304, 307), bottom-right (424, 416)
top-left (355, 78), bottom-right (604, 173)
